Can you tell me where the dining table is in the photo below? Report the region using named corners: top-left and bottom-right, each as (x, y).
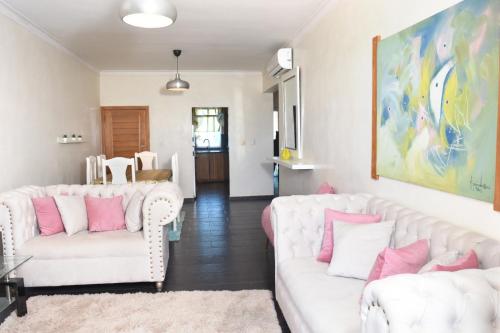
top-left (93, 169), bottom-right (172, 185)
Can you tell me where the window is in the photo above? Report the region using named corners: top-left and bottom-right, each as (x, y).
top-left (193, 108), bottom-right (226, 148)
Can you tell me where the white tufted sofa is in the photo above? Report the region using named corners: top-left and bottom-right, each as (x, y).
top-left (271, 194), bottom-right (500, 333)
top-left (0, 182), bottom-right (183, 290)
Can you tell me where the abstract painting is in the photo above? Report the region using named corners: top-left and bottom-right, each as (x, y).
top-left (377, 0), bottom-right (499, 202)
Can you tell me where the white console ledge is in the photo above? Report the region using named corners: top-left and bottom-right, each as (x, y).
top-left (268, 157), bottom-right (316, 170)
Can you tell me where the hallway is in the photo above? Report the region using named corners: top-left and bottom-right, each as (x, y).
top-left (166, 183), bottom-right (274, 290)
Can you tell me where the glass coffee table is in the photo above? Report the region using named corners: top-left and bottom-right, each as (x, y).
top-left (0, 256), bottom-right (31, 323)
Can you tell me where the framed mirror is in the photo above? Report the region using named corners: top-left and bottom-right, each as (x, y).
top-left (281, 67), bottom-right (302, 157)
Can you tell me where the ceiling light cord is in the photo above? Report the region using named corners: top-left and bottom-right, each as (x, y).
top-left (166, 49), bottom-right (190, 91)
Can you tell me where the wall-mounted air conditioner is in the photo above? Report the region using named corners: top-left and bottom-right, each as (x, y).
top-left (266, 48), bottom-right (293, 78)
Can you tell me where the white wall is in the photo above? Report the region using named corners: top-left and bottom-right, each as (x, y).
top-left (266, 0), bottom-right (500, 240)
top-left (100, 72), bottom-right (274, 199)
top-left (0, 8), bottom-right (100, 192)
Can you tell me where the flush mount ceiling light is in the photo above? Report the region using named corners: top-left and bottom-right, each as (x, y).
top-left (166, 50), bottom-right (190, 92)
top-left (121, 0), bottom-right (177, 28)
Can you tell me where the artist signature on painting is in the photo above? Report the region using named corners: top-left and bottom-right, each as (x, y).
top-left (469, 176), bottom-right (491, 193)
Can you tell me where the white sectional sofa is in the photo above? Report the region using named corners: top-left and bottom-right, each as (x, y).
top-left (0, 182), bottom-right (183, 289)
top-left (271, 194), bottom-right (500, 333)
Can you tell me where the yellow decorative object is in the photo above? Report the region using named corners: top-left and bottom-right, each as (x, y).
top-left (281, 148), bottom-right (291, 160)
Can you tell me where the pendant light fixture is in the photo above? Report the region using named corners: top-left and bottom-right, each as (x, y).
top-left (166, 50), bottom-right (190, 91)
top-left (121, 0), bottom-right (177, 29)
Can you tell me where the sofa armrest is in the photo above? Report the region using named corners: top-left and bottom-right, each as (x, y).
top-left (0, 186), bottom-right (45, 256)
top-left (143, 182), bottom-right (184, 227)
top-left (360, 268), bottom-right (500, 333)
top-left (271, 194), bottom-right (372, 264)
top-left (142, 182), bottom-right (184, 282)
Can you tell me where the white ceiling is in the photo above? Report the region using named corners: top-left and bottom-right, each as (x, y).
top-left (2, 0), bottom-right (331, 71)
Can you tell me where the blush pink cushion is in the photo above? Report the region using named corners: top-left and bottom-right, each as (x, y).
top-left (366, 240), bottom-right (430, 285)
top-left (85, 196), bottom-right (126, 232)
top-left (316, 182), bottom-right (336, 194)
top-left (430, 250), bottom-right (479, 272)
top-left (317, 210), bottom-right (382, 262)
top-left (32, 197), bottom-right (65, 236)
top-left (261, 205), bottom-right (274, 246)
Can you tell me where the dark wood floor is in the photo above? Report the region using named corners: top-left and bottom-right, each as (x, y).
top-left (26, 183), bottom-right (289, 332)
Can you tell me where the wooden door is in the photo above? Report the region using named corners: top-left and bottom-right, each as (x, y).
top-left (101, 106), bottom-right (150, 158)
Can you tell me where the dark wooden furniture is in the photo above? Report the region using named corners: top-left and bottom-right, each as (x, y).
top-left (195, 152), bottom-right (229, 183)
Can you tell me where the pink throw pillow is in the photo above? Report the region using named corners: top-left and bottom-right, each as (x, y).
top-left (32, 197), bottom-right (65, 236)
top-left (316, 182), bottom-right (336, 194)
top-left (261, 205), bottom-right (274, 245)
top-left (366, 240), bottom-right (430, 285)
top-left (317, 209), bottom-right (382, 262)
top-left (85, 196), bottom-right (126, 232)
top-left (430, 250), bottom-right (479, 272)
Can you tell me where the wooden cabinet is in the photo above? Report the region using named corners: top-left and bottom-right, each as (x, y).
top-left (195, 154), bottom-right (210, 183)
top-left (196, 152), bottom-right (229, 183)
top-left (209, 153), bottom-right (225, 182)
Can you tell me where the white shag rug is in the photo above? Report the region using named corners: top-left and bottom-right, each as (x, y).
top-left (1, 290), bottom-right (281, 333)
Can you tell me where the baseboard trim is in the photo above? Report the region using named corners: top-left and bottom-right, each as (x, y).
top-left (229, 195), bottom-right (275, 201)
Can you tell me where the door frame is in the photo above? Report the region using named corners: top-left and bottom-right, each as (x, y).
top-left (100, 106), bottom-right (150, 158)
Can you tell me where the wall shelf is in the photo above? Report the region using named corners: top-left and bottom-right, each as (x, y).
top-left (268, 157), bottom-right (316, 170)
top-left (57, 137), bottom-right (85, 144)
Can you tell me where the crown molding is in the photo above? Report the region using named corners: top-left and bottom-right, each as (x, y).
top-left (290, 0), bottom-right (339, 46)
top-left (0, 0), bottom-right (98, 73)
top-left (100, 70), bottom-right (263, 76)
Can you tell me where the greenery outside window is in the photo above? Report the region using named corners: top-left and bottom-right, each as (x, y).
top-left (192, 108), bottom-right (226, 149)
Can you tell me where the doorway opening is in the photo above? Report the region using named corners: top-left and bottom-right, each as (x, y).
top-left (192, 107), bottom-right (229, 198)
top-left (272, 91), bottom-right (280, 196)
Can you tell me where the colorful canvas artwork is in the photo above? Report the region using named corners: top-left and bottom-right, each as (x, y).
top-left (377, 0), bottom-right (499, 202)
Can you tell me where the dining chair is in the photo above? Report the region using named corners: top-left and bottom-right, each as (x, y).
top-left (171, 152), bottom-right (179, 185)
top-left (135, 151), bottom-right (159, 171)
top-left (85, 156), bottom-right (97, 185)
top-left (96, 154), bottom-right (106, 178)
top-left (102, 157), bottom-right (135, 185)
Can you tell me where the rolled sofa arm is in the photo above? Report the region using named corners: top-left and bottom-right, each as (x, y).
top-left (142, 181), bottom-right (184, 282)
top-left (360, 268), bottom-right (500, 333)
top-left (271, 194), bottom-right (372, 265)
top-left (0, 186), bottom-right (45, 256)
top-left (143, 181), bottom-right (184, 227)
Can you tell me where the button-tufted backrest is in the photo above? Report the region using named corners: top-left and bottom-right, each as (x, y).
top-left (272, 194), bottom-right (373, 264)
top-left (365, 197), bottom-right (500, 269)
top-left (272, 193), bottom-right (500, 269)
top-left (0, 183), bottom-right (157, 255)
top-left (45, 184), bottom-right (156, 210)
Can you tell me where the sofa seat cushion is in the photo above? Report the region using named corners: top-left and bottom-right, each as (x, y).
top-left (278, 257), bottom-right (365, 333)
top-left (17, 230), bottom-right (147, 259)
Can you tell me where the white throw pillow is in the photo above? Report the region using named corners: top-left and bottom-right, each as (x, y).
top-left (327, 220), bottom-right (395, 280)
top-left (125, 192), bottom-right (144, 232)
top-left (418, 250), bottom-right (461, 273)
top-left (53, 195), bottom-right (88, 236)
